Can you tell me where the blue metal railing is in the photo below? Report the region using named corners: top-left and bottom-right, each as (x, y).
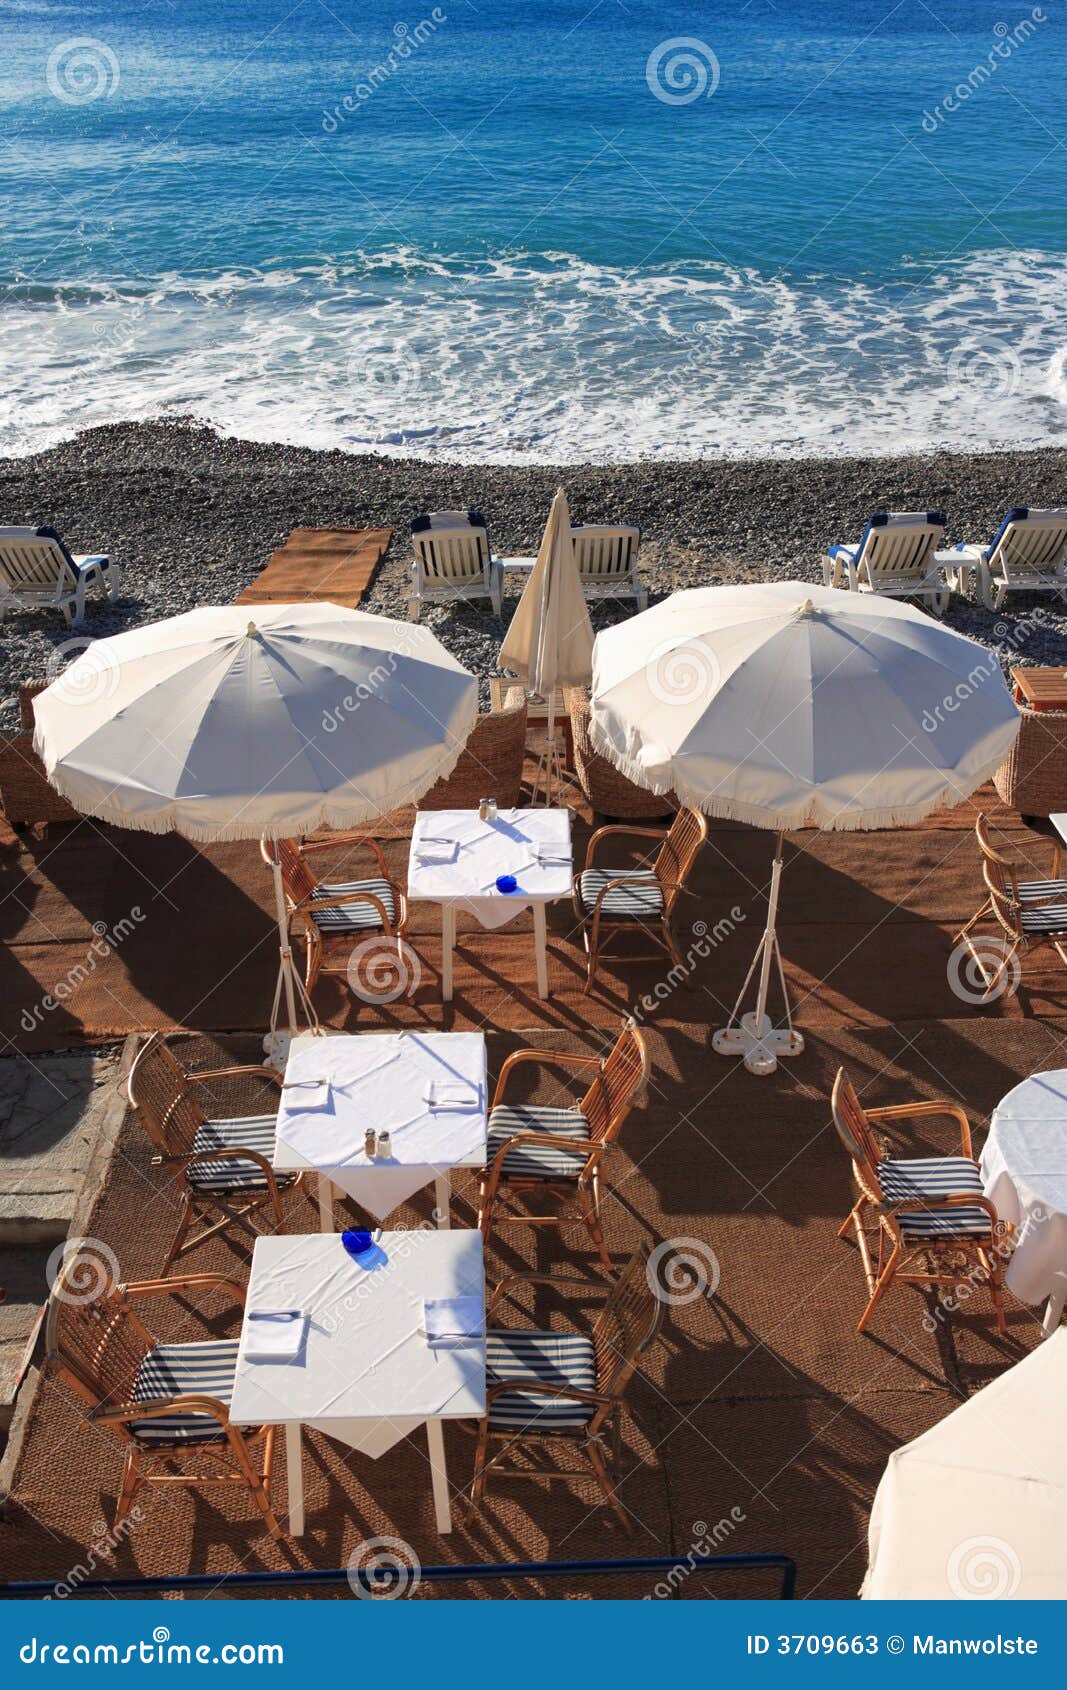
top-left (0, 1552), bottom-right (795, 1600)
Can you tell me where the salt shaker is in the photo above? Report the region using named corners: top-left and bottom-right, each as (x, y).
top-left (364, 1127), bottom-right (376, 1159)
top-left (478, 796), bottom-right (498, 822)
top-left (378, 1130), bottom-right (392, 1159)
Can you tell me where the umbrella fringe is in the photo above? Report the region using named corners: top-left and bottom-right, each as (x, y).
top-left (32, 701), bottom-right (479, 842)
top-left (587, 713), bottom-right (1012, 833)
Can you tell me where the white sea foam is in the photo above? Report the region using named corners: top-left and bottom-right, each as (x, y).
top-left (2, 247), bottom-right (1064, 461)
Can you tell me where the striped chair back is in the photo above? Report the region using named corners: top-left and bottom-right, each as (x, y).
top-left (411, 511), bottom-right (490, 587)
top-left (589, 1244), bottom-right (663, 1423)
top-left (653, 806), bottom-right (709, 915)
top-left (856, 512), bottom-right (945, 585)
top-left (988, 508), bottom-right (1067, 579)
top-left (0, 527), bottom-right (76, 596)
top-left (46, 1263), bottom-right (152, 1427)
top-left (571, 525), bottom-right (640, 584)
top-left (830, 1068), bottom-right (883, 1200)
top-left (127, 1034), bottom-right (205, 1162)
top-left (579, 1018), bottom-right (649, 1146)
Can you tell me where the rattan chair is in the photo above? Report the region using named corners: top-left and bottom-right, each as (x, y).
top-left (0, 730), bottom-right (81, 827)
top-left (46, 1256), bottom-right (282, 1539)
top-left (127, 1035), bottom-right (297, 1275)
top-left (420, 685), bottom-right (527, 809)
top-left (270, 833), bottom-right (407, 994)
top-left (955, 813), bottom-right (1067, 999)
top-left (565, 687), bottom-right (676, 821)
top-left (470, 1243), bottom-right (663, 1531)
top-left (572, 806), bottom-right (708, 992)
top-left (992, 704), bottom-right (1067, 818)
top-left (477, 1018), bottom-right (649, 1269)
top-left (831, 1067), bottom-right (1011, 1334)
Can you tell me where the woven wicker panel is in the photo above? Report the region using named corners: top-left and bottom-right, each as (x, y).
top-left (565, 687), bottom-right (676, 820)
top-left (18, 677), bottom-right (50, 730)
top-left (992, 705), bottom-right (1067, 815)
top-left (0, 731), bottom-right (80, 824)
top-left (420, 686), bottom-right (527, 810)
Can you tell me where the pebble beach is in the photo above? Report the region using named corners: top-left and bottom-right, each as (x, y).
top-left (2, 418), bottom-right (1066, 727)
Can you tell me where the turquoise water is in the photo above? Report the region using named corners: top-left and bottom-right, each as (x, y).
top-left (1, 0), bottom-right (1065, 459)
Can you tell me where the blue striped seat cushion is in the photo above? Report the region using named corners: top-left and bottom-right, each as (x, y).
top-left (310, 879), bottom-right (395, 933)
top-left (1020, 902), bottom-right (1067, 932)
top-left (486, 1330), bottom-right (596, 1431)
top-left (578, 867), bottom-right (664, 919)
top-left (878, 1156), bottom-right (992, 1239)
top-left (487, 1104), bottom-right (590, 1178)
top-left (131, 1340), bottom-right (238, 1443)
top-left (1018, 878), bottom-right (1067, 902)
top-left (188, 1115), bottom-right (287, 1193)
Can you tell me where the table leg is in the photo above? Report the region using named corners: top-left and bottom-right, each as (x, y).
top-left (434, 1172), bottom-right (451, 1229)
top-left (285, 1422), bottom-right (305, 1536)
top-left (317, 1173), bottom-right (333, 1232)
top-left (533, 902), bottom-right (549, 999)
top-left (442, 904), bottom-right (456, 1002)
top-left (425, 1418), bottom-right (452, 1533)
top-left (1041, 1287), bottom-right (1065, 1337)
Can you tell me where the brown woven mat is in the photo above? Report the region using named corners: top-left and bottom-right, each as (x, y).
top-left (234, 526), bottom-right (391, 608)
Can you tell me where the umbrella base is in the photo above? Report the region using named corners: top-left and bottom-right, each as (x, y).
top-left (713, 1014), bottom-right (805, 1077)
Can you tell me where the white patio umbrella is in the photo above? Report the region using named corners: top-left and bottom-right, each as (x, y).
top-left (499, 486), bottom-right (593, 803)
top-left (590, 581), bottom-right (1020, 1074)
top-left (33, 602), bottom-right (477, 1056)
top-left (863, 1330), bottom-right (1067, 1599)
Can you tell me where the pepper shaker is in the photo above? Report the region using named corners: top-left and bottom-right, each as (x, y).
top-left (364, 1127), bottom-right (376, 1159)
top-left (378, 1130), bottom-right (392, 1158)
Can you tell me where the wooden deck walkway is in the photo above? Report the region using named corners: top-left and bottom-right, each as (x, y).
top-left (235, 526), bottom-right (392, 608)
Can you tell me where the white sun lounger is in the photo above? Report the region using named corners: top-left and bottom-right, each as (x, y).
top-left (937, 507), bottom-right (1067, 612)
top-left (0, 526), bottom-right (120, 626)
top-left (570, 524), bottom-right (646, 610)
top-left (408, 510), bottom-right (503, 621)
top-left (823, 511), bottom-right (949, 616)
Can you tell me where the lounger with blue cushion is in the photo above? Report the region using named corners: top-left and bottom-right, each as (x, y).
top-left (936, 506), bottom-right (1067, 612)
top-left (823, 510), bottom-right (949, 616)
top-left (408, 509), bottom-right (503, 621)
top-left (0, 525), bottom-right (120, 625)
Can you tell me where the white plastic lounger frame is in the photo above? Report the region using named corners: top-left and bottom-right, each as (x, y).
top-left (937, 507), bottom-right (1067, 612)
top-left (822, 511), bottom-right (949, 617)
top-left (408, 509), bottom-right (503, 621)
top-left (570, 524), bottom-right (646, 610)
top-left (0, 525), bottom-right (119, 626)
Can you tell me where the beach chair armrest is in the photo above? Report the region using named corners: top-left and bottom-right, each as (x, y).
top-left (866, 1099), bottom-right (974, 1158)
top-left (484, 1131), bottom-right (597, 1185)
top-left (91, 1393), bottom-right (233, 1432)
top-left (484, 1378), bottom-right (614, 1410)
top-left (585, 823), bottom-right (667, 868)
top-left (120, 1271), bottom-right (248, 1307)
top-left (487, 1270), bottom-right (616, 1318)
top-left (491, 1047), bottom-right (601, 1106)
top-left (297, 834), bottom-right (391, 877)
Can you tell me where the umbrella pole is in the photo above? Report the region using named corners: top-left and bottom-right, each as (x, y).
top-left (712, 831), bottom-right (805, 1076)
top-left (262, 838), bottom-right (321, 1070)
top-left (534, 701), bottom-right (563, 807)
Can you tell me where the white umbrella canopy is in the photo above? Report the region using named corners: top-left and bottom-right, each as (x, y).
top-left (590, 581), bottom-right (1020, 1074)
top-left (34, 602), bottom-right (478, 838)
top-left (33, 603), bottom-right (478, 1054)
top-left (499, 485), bottom-right (593, 801)
top-left (863, 1330), bottom-right (1067, 1599)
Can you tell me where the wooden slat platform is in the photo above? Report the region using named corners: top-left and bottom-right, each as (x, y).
top-left (236, 526), bottom-right (391, 608)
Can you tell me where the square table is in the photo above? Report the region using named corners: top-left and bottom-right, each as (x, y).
top-left (407, 807), bottom-right (573, 1000)
top-left (229, 1230), bottom-right (485, 1535)
top-left (274, 1031), bottom-right (487, 1231)
top-left (1012, 667), bottom-right (1067, 711)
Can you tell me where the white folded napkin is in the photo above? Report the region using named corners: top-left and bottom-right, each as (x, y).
top-left (415, 837), bottom-right (458, 864)
top-left (424, 1080), bottom-right (481, 1111)
top-left (281, 1079), bottom-right (330, 1114)
top-left (243, 1310), bottom-right (307, 1361)
top-left (422, 1296), bottom-right (483, 1345)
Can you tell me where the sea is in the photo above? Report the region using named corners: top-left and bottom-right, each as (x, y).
top-left (1, 0), bottom-right (1065, 462)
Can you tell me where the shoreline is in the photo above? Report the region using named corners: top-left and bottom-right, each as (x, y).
top-left (2, 418), bottom-right (1066, 725)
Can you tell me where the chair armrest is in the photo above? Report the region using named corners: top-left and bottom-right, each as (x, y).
top-left (487, 1271), bottom-right (614, 1318)
top-left (491, 1047), bottom-right (601, 1107)
top-left (298, 835), bottom-right (390, 878)
top-left (180, 1146), bottom-right (283, 1200)
top-left (585, 824), bottom-right (667, 870)
top-left (866, 1099), bottom-right (974, 1159)
top-left (880, 1192), bottom-right (1008, 1234)
top-left (293, 887), bottom-right (394, 926)
top-left (121, 1271), bottom-right (248, 1307)
top-left (484, 1131), bottom-right (596, 1186)
top-left (484, 1378), bottom-right (615, 1410)
top-left (183, 1063), bottom-right (282, 1090)
top-left (91, 1392), bottom-right (233, 1432)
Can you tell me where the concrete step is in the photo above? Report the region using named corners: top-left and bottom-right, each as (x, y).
top-left (0, 1053), bottom-right (120, 1244)
top-left (0, 1245), bottom-right (51, 1432)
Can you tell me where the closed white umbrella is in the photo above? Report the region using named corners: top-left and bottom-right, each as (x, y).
top-left (499, 486), bottom-right (593, 802)
top-left (863, 1330), bottom-right (1067, 1599)
top-left (33, 602), bottom-right (477, 1054)
top-left (590, 581), bottom-right (1020, 1073)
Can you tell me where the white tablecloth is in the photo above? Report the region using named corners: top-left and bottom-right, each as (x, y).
top-left (407, 807), bottom-right (572, 929)
top-left (982, 1069), bottom-right (1067, 1305)
top-left (229, 1231), bottom-right (485, 1458)
top-left (274, 1032), bottom-right (486, 1220)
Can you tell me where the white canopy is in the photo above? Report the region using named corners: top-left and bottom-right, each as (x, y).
top-left (863, 1331), bottom-right (1067, 1599)
top-left (589, 581), bottom-right (1019, 831)
top-left (33, 602), bottom-right (478, 840)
